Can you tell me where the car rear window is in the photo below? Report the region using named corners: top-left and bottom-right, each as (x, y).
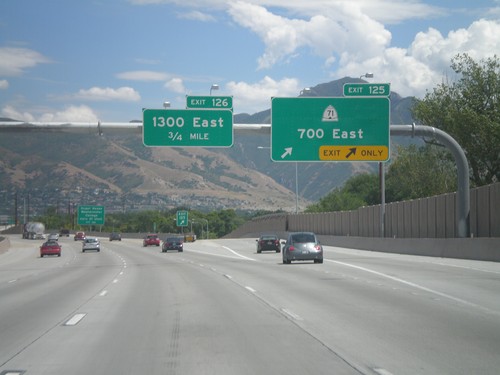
top-left (292, 233), bottom-right (315, 243)
top-left (261, 236), bottom-right (277, 240)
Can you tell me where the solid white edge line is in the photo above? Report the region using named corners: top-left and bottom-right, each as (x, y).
top-left (327, 259), bottom-right (497, 314)
top-left (222, 246), bottom-right (256, 261)
top-left (281, 308), bottom-right (303, 321)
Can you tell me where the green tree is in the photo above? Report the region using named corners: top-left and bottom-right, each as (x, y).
top-left (413, 53), bottom-right (500, 186)
top-left (385, 144), bottom-right (457, 202)
top-left (305, 173), bottom-right (378, 212)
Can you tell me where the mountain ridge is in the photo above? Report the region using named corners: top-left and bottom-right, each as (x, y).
top-left (0, 77), bottom-right (416, 214)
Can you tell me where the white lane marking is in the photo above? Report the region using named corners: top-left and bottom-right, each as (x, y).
top-left (327, 259), bottom-right (498, 315)
top-left (112, 279), bottom-right (118, 284)
top-left (373, 368), bottom-right (394, 375)
top-left (224, 274), bottom-right (233, 279)
top-left (64, 313), bottom-right (86, 326)
top-left (245, 286), bottom-right (257, 293)
top-left (281, 308), bottom-right (303, 321)
top-left (8, 279), bottom-right (17, 283)
top-left (99, 290), bottom-right (108, 297)
top-left (222, 246), bottom-right (256, 261)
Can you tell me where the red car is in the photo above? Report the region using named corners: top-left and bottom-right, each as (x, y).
top-left (74, 231), bottom-right (86, 241)
top-left (40, 240), bottom-right (62, 257)
top-left (143, 234), bottom-right (160, 247)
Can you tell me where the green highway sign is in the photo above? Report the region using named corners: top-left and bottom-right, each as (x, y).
top-left (176, 210), bottom-right (188, 227)
top-left (77, 205), bottom-right (105, 225)
top-left (271, 97), bottom-right (390, 162)
top-left (343, 83), bottom-right (390, 97)
top-left (143, 109), bottom-right (233, 147)
top-left (186, 95), bottom-right (233, 109)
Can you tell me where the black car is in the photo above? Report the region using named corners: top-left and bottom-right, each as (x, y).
top-left (162, 237), bottom-right (184, 252)
top-left (256, 234), bottom-right (281, 253)
top-left (282, 232), bottom-right (323, 264)
top-left (109, 232), bottom-right (122, 241)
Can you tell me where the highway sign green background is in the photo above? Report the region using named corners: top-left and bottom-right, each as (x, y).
top-left (186, 96), bottom-right (233, 109)
top-left (343, 83), bottom-right (390, 97)
top-left (77, 205), bottom-right (105, 225)
top-left (176, 211), bottom-right (188, 227)
top-left (143, 109), bottom-right (233, 147)
top-left (271, 97), bottom-right (390, 162)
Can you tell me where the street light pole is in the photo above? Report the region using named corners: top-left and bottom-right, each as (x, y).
top-left (295, 162), bottom-right (299, 214)
top-left (210, 84), bottom-right (219, 95)
top-left (198, 218), bottom-right (208, 239)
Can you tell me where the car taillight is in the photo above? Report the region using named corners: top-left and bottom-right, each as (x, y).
top-left (315, 245), bottom-right (322, 251)
top-left (289, 245), bottom-right (295, 251)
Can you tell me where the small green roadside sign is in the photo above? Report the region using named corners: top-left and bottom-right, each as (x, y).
top-left (186, 96), bottom-right (233, 109)
top-left (343, 83), bottom-right (390, 97)
top-left (271, 97), bottom-right (390, 162)
top-left (143, 109), bottom-right (233, 147)
top-left (77, 205), bottom-right (105, 225)
top-left (176, 211), bottom-right (188, 227)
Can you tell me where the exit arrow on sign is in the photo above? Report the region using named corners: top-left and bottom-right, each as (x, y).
top-left (319, 145), bottom-right (389, 161)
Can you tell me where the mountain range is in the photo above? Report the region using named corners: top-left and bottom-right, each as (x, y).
top-left (0, 77), bottom-right (416, 214)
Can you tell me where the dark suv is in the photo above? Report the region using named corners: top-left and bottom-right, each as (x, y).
top-left (109, 232), bottom-right (122, 241)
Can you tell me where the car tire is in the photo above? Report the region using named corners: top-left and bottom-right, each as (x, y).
top-left (314, 259), bottom-right (323, 264)
top-left (257, 249), bottom-right (261, 253)
top-left (40, 254), bottom-right (44, 258)
top-left (58, 253), bottom-right (61, 257)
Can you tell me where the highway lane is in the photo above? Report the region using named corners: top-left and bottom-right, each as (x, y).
top-left (0, 235), bottom-right (499, 375)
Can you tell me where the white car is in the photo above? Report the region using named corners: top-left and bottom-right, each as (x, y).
top-left (48, 233), bottom-right (59, 241)
top-left (82, 237), bottom-right (100, 252)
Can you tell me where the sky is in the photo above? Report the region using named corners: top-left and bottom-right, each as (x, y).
top-left (1, 0), bottom-right (500, 122)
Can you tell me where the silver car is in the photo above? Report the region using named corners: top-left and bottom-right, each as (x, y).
top-left (82, 237), bottom-right (100, 252)
top-left (282, 232), bottom-right (323, 264)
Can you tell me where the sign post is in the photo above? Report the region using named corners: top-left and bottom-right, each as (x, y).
top-left (143, 109), bottom-right (233, 147)
top-left (77, 205), bottom-right (105, 226)
top-left (271, 97), bottom-right (390, 162)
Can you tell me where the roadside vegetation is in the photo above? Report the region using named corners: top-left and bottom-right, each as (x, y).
top-left (307, 53), bottom-right (499, 212)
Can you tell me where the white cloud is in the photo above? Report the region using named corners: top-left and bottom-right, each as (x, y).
top-left (226, 76), bottom-right (300, 114)
top-left (164, 78), bottom-right (186, 93)
top-left (39, 105), bottom-right (99, 122)
top-left (117, 70), bottom-right (171, 81)
top-left (0, 79), bottom-right (8, 89)
top-left (0, 47), bottom-right (51, 76)
top-left (75, 87), bottom-right (141, 101)
top-left (2, 104), bottom-right (99, 122)
top-left (1, 105), bottom-right (36, 122)
top-left (177, 10), bottom-right (216, 22)
top-left (334, 19), bottom-right (500, 98)
top-left (227, 1), bottom-right (391, 70)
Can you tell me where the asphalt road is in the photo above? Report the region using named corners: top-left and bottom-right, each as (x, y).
top-left (1, 235), bottom-right (499, 375)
